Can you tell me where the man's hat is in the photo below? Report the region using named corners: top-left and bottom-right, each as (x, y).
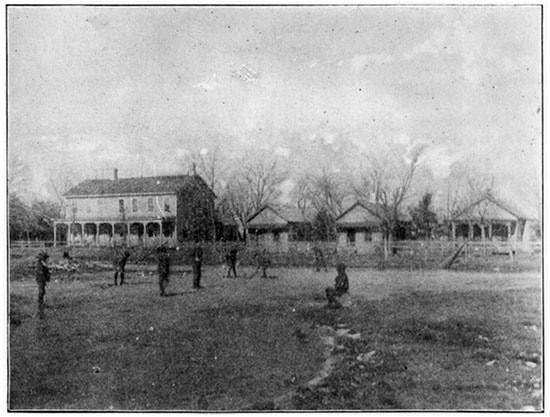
top-left (37, 251), bottom-right (49, 259)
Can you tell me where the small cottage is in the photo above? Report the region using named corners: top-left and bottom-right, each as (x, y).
top-left (246, 205), bottom-right (315, 252)
top-left (335, 202), bottom-right (384, 253)
top-left (450, 196), bottom-right (536, 242)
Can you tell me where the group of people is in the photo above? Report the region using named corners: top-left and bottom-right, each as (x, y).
top-left (33, 244), bottom-right (350, 309)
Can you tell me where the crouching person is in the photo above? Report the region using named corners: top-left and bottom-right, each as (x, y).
top-left (325, 263), bottom-right (349, 308)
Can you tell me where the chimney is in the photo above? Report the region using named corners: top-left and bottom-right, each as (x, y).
top-left (114, 168), bottom-right (119, 180)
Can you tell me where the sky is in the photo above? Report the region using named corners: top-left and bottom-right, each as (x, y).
top-left (7, 5), bottom-right (542, 212)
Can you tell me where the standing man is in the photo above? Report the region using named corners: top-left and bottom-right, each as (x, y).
top-left (157, 246), bottom-right (170, 296)
top-left (192, 242), bottom-right (203, 289)
top-left (36, 251), bottom-right (51, 307)
top-left (225, 246), bottom-right (238, 278)
top-left (314, 246), bottom-right (327, 272)
top-left (257, 249), bottom-right (272, 279)
top-left (113, 249), bottom-right (131, 286)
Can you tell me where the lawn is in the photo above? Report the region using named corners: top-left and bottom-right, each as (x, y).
top-left (9, 263), bottom-right (542, 410)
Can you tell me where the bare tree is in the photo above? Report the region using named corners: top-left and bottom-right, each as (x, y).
top-left (241, 160), bottom-right (287, 211)
top-left (356, 144), bottom-right (426, 240)
top-left (47, 168), bottom-right (84, 216)
top-left (376, 149), bottom-right (422, 224)
top-left (294, 169), bottom-right (352, 218)
top-left (442, 162), bottom-right (495, 221)
top-left (220, 159), bottom-right (287, 239)
top-left (291, 169), bottom-right (353, 239)
top-left (8, 156), bottom-right (29, 197)
top-left (188, 145), bottom-right (228, 240)
top-left (351, 169), bottom-right (373, 206)
top-left (189, 144), bottom-right (227, 196)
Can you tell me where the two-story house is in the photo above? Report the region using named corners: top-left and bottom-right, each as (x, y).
top-left (54, 169), bottom-right (216, 247)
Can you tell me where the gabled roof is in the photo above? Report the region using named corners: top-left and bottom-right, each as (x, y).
top-left (247, 205), bottom-right (315, 228)
top-left (453, 196), bottom-right (535, 222)
top-left (335, 202), bottom-right (382, 227)
top-left (65, 175), bottom-right (215, 198)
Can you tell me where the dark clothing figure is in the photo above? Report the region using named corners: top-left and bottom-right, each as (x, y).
top-left (326, 263), bottom-right (349, 307)
top-left (113, 250), bottom-right (130, 286)
top-left (36, 252), bottom-right (51, 306)
top-left (225, 248), bottom-right (238, 278)
top-left (257, 251), bottom-right (272, 279)
top-left (61, 250), bottom-right (78, 280)
top-left (192, 245), bottom-right (203, 289)
top-left (157, 247), bottom-right (170, 296)
top-left (314, 246), bottom-right (327, 272)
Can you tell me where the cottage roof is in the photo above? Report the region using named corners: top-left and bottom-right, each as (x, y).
top-left (247, 205), bottom-right (315, 228)
top-left (453, 196), bottom-right (536, 222)
top-left (65, 175), bottom-right (214, 198)
top-left (335, 202), bottom-right (382, 227)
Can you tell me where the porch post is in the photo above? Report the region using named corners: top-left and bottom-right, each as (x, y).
top-left (451, 222), bottom-right (456, 240)
top-left (507, 222), bottom-right (511, 240)
top-left (110, 222), bottom-right (115, 246)
top-left (143, 222), bottom-right (148, 245)
top-left (468, 222), bottom-right (473, 240)
top-left (53, 222), bottom-right (57, 247)
top-left (80, 223), bottom-right (86, 245)
top-left (159, 221), bottom-right (164, 244)
top-left (488, 223), bottom-right (493, 240)
top-left (95, 222), bottom-right (100, 246)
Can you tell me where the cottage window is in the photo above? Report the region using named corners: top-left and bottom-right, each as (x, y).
top-left (132, 199), bottom-right (138, 212)
top-left (148, 198), bottom-right (154, 212)
top-left (119, 199), bottom-right (125, 213)
top-left (273, 231), bottom-right (280, 242)
top-left (347, 230), bottom-right (355, 245)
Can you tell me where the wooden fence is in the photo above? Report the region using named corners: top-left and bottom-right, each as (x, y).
top-left (9, 240), bottom-right (61, 249)
top-left (9, 239), bottom-right (541, 269)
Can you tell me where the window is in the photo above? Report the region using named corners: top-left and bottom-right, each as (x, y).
top-left (273, 231), bottom-right (280, 242)
top-left (347, 230), bottom-right (355, 244)
top-left (148, 198), bottom-right (154, 212)
top-left (132, 199), bottom-right (138, 212)
top-left (164, 198), bottom-right (171, 213)
top-left (119, 199), bottom-right (125, 213)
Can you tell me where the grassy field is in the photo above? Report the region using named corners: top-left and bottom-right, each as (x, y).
top-left (9, 263), bottom-right (542, 410)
